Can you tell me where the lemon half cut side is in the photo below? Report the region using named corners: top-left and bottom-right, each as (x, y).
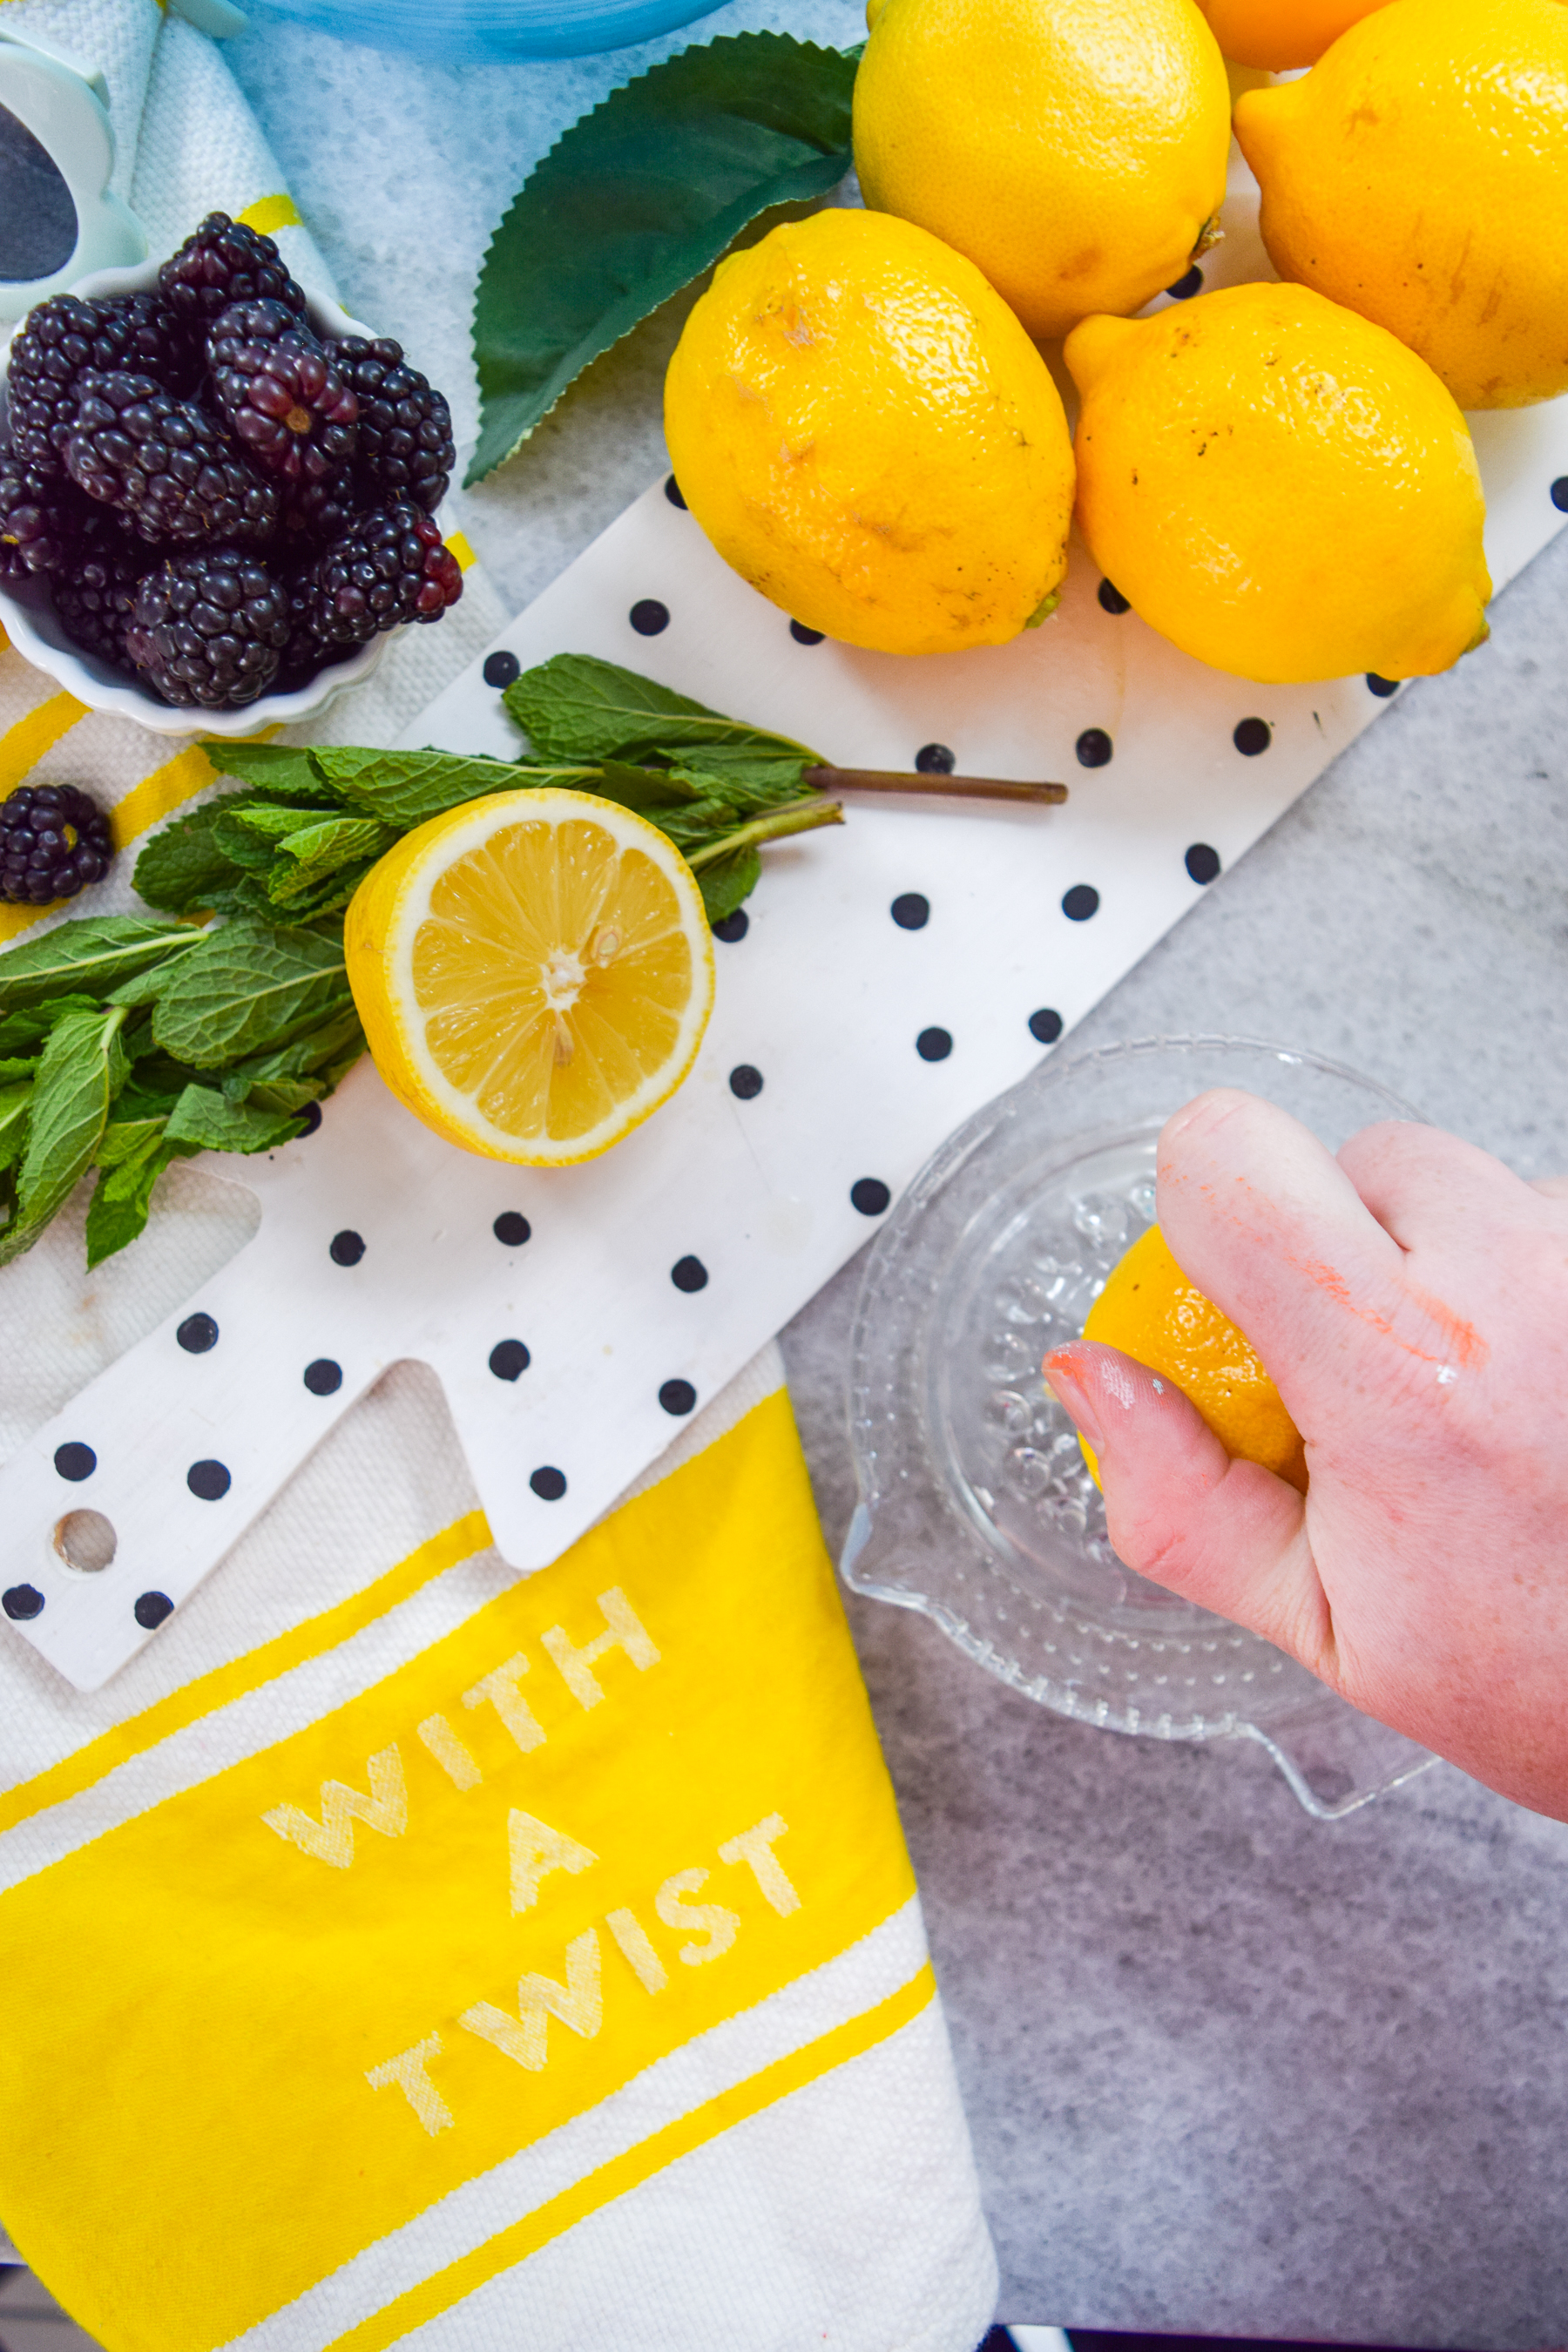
top-left (345, 789), bottom-right (716, 1166)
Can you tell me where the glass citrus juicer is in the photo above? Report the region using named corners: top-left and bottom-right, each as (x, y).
top-left (841, 1035), bottom-right (1436, 1821)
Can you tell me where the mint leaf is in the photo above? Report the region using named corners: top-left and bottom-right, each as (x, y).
top-left (505, 652), bottom-right (817, 767)
top-left (220, 1007), bottom-right (365, 1104)
top-left (313, 747), bottom-right (593, 828)
top-left (0, 917), bottom-right (200, 1010)
top-left (84, 1135), bottom-right (189, 1269)
top-left (165, 1085), bottom-right (304, 1154)
top-left (1, 1005), bottom-right (129, 1265)
top-left (274, 814), bottom-right (397, 883)
top-left (470, 32), bottom-right (856, 484)
top-left (200, 743), bottom-right (335, 802)
top-left (0, 1080), bottom-right (31, 1176)
top-left (151, 922), bottom-right (350, 1069)
top-left (134, 799), bottom-right (260, 913)
top-left (694, 843), bottom-right (762, 927)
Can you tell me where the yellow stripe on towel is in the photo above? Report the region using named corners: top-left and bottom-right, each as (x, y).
top-left (237, 194), bottom-right (302, 236)
top-left (323, 1964), bottom-right (939, 2352)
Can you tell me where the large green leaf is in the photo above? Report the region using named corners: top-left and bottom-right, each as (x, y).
top-left (469, 32), bottom-right (858, 485)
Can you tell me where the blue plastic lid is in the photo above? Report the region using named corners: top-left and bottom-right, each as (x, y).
top-left (257, 0), bottom-right (732, 58)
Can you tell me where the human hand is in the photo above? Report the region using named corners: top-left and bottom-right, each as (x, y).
top-left (1044, 1091), bottom-right (1568, 1821)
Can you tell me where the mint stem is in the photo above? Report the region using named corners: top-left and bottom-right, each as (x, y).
top-left (685, 795), bottom-right (844, 869)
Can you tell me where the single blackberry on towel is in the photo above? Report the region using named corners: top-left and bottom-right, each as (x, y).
top-left (207, 301), bottom-right (359, 491)
top-left (51, 513), bottom-right (149, 670)
top-left (293, 499), bottom-right (463, 645)
top-left (0, 443), bottom-right (81, 577)
top-left (125, 544), bottom-right (291, 708)
top-left (159, 213), bottom-right (307, 340)
top-left (334, 336), bottom-right (455, 513)
top-left (5, 293), bottom-right (190, 473)
top-left (63, 371), bottom-right (280, 547)
top-left (0, 783), bottom-right (114, 905)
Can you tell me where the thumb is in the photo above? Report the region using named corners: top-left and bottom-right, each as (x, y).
top-left (1044, 1341), bottom-right (1337, 1681)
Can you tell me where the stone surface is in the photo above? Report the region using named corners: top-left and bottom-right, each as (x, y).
top-left (221, 14), bottom-right (1568, 2338)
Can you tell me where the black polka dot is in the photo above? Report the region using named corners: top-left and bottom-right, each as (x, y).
top-left (490, 1339), bottom-right (531, 1382)
top-left (1366, 672), bottom-right (1400, 698)
top-left (1233, 717), bottom-right (1272, 756)
top-left (630, 599), bottom-right (669, 636)
top-left (531, 1466), bottom-right (566, 1501)
top-left (665, 475), bottom-right (687, 510)
top-left (915, 743), bottom-right (955, 774)
top-left (3, 1585), bottom-right (44, 1621)
top-left (296, 1100), bottom-right (323, 1137)
top-left (1551, 476), bottom-right (1568, 514)
top-left (133, 1591), bottom-right (174, 1630)
top-left (178, 1312), bottom-right (218, 1354)
top-left (1098, 579), bottom-right (1130, 615)
top-left (713, 909), bottom-right (748, 943)
top-left (1186, 842), bottom-right (1221, 884)
top-left (304, 1358), bottom-right (343, 1395)
top-left (493, 1211), bottom-right (531, 1247)
top-left (659, 1378), bottom-right (697, 1416)
top-left (851, 1178), bottom-right (891, 1216)
top-left (729, 1064), bottom-right (763, 1099)
top-left (187, 1459), bottom-right (231, 1501)
top-left (789, 620), bottom-right (825, 645)
top-left (1062, 884), bottom-right (1100, 922)
top-left (1028, 1008), bottom-right (1064, 1045)
top-left (483, 650), bottom-right (520, 689)
top-left (54, 1442), bottom-right (96, 1483)
top-left (891, 892), bottom-right (929, 929)
top-left (672, 1254), bottom-right (708, 1293)
top-left (1166, 265), bottom-right (1204, 301)
top-left (1076, 727), bottom-right (1112, 768)
top-left (330, 1229), bottom-right (365, 1266)
top-left (916, 1027), bottom-right (952, 1061)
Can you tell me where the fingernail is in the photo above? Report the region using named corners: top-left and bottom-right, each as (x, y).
top-left (1043, 1348), bottom-right (1106, 1450)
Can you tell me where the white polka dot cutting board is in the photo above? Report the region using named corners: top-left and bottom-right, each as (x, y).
top-left (6, 179), bottom-right (1568, 1690)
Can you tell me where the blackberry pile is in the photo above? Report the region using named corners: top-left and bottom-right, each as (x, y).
top-left (0, 214), bottom-right (463, 711)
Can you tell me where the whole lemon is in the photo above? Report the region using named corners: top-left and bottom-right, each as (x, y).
top-left (1076, 1221), bottom-right (1308, 1491)
top-left (1235, 0), bottom-right (1568, 409)
top-left (1196, 0), bottom-right (1387, 71)
top-left (663, 209), bottom-right (1075, 658)
top-left (852, 0), bottom-right (1232, 344)
top-left (1064, 281), bottom-right (1491, 685)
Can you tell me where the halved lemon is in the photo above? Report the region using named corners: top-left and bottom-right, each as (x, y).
top-left (344, 789), bottom-right (715, 1165)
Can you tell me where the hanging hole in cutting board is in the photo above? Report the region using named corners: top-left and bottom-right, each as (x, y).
top-left (52, 1510), bottom-right (117, 1574)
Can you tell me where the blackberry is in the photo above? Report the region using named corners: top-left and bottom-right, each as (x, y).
top-left (335, 336), bottom-right (455, 513)
top-left (208, 301), bottom-right (358, 490)
top-left (64, 372), bottom-right (279, 546)
top-left (0, 443), bottom-right (80, 578)
top-left (159, 213), bottom-right (307, 340)
top-left (0, 783), bottom-right (114, 905)
top-left (5, 293), bottom-right (189, 474)
top-left (294, 499), bottom-right (463, 645)
top-left (52, 514), bottom-right (149, 671)
top-left (126, 544), bottom-right (291, 708)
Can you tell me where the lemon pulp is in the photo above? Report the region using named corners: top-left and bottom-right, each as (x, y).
top-left (345, 789), bottom-right (715, 1166)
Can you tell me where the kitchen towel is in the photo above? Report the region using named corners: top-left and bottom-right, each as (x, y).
top-left (0, 6), bottom-right (999, 2348)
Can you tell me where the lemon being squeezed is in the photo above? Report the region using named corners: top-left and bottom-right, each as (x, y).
top-left (1075, 1221), bottom-right (1308, 1494)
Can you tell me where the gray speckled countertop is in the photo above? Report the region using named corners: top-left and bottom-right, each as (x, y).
top-left (226, 12), bottom-right (1568, 2335)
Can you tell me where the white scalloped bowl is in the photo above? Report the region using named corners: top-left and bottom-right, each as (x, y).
top-left (0, 260), bottom-right (389, 738)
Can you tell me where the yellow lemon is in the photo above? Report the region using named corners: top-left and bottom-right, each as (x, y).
top-left (1077, 1222), bottom-right (1308, 1492)
top-left (1197, 0), bottom-right (1387, 71)
top-left (664, 208), bottom-right (1074, 657)
top-left (852, 0), bottom-right (1232, 342)
top-left (344, 789), bottom-right (714, 1166)
top-left (1235, 0), bottom-right (1568, 409)
top-left (1064, 281), bottom-right (1491, 684)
